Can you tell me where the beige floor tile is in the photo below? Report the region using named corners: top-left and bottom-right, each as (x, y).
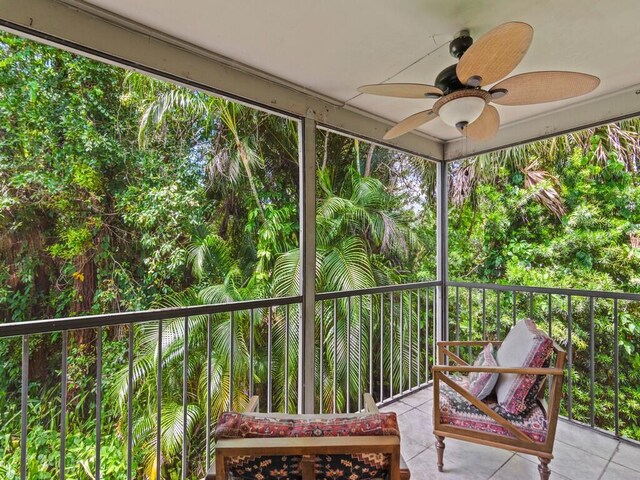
top-left (407, 439), bottom-right (513, 480)
top-left (555, 420), bottom-right (619, 460)
top-left (610, 441), bottom-right (640, 473)
top-left (600, 461), bottom-right (639, 480)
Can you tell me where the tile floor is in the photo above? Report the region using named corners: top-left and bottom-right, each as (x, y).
top-left (379, 387), bottom-right (640, 480)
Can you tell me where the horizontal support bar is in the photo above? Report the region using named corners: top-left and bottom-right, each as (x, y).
top-left (448, 281), bottom-right (640, 302)
top-left (0, 296), bottom-right (302, 338)
top-left (316, 281), bottom-right (439, 301)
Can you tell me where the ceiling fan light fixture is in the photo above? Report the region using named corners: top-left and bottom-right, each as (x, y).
top-left (437, 96), bottom-right (486, 128)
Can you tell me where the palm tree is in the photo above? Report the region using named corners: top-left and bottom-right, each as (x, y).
top-left (273, 166), bottom-right (424, 412)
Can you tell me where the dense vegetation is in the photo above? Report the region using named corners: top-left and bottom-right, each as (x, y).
top-left (1, 32), bottom-right (639, 478)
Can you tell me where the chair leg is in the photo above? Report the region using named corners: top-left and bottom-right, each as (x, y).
top-left (538, 457), bottom-right (551, 480)
top-left (435, 435), bottom-right (445, 472)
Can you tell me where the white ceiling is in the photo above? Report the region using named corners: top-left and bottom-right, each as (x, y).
top-left (84, 0), bottom-right (640, 141)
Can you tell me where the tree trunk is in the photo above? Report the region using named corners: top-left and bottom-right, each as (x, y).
top-left (364, 144), bottom-right (375, 177)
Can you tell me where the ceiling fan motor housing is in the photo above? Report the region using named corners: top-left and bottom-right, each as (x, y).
top-left (449, 30), bottom-right (473, 58)
top-left (435, 64), bottom-right (465, 94)
top-left (436, 30), bottom-right (474, 94)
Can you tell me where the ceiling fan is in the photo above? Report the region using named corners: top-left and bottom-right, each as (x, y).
top-left (358, 22), bottom-right (600, 141)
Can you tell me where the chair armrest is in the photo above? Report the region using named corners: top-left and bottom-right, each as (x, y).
top-left (432, 365), bottom-right (564, 376)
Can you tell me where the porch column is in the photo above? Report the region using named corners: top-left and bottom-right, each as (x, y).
top-left (298, 115), bottom-right (316, 413)
top-left (436, 160), bottom-right (449, 343)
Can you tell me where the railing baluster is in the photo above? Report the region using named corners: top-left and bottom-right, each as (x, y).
top-left (285, 304), bottom-right (290, 413)
top-left (455, 286), bottom-right (460, 358)
top-left (156, 320), bottom-right (162, 480)
top-left (529, 292), bottom-right (534, 319)
top-left (249, 309), bottom-right (254, 397)
top-left (347, 296), bottom-right (351, 412)
top-left (379, 294), bottom-right (384, 402)
top-left (496, 290), bottom-right (501, 340)
top-left (182, 316), bottom-right (189, 480)
top-left (61, 331), bottom-right (67, 480)
top-left (319, 301), bottom-right (324, 414)
top-left (512, 290), bottom-right (517, 325)
top-left (482, 288), bottom-right (486, 340)
top-left (468, 287), bottom-right (473, 362)
top-left (267, 307), bottom-right (272, 413)
top-left (358, 295), bottom-right (362, 411)
top-left (205, 314), bottom-right (212, 468)
top-left (589, 296), bottom-right (595, 428)
top-left (567, 295), bottom-right (573, 421)
top-left (96, 326), bottom-right (102, 480)
top-left (369, 295), bottom-right (373, 396)
top-left (407, 290), bottom-right (413, 390)
top-left (229, 311), bottom-right (235, 411)
top-left (390, 292), bottom-right (394, 398)
top-left (417, 289), bottom-right (421, 387)
top-left (21, 335), bottom-right (28, 480)
top-left (425, 288), bottom-right (429, 383)
top-left (613, 299), bottom-right (619, 437)
top-left (399, 292), bottom-right (404, 395)
top-left (432, 287), bottom-right (436, 375)
top-left (127, 324), bottom-right (134, 480)
top-left (333, 298), bottom-right (337, 413)
top-left (547, 294), bottom-right (552, 337)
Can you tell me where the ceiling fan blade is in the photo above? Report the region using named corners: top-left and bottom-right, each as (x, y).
top-left (464, 105), bottom-right (500, 141)
top-left (490, 71), bottom-right (600, 105)
top-left (383, 110), bottom-right (438, 140)
top-left (358, 83), bottom-right (443, 98)
top-left (456, 22), bottom-right (533, 86)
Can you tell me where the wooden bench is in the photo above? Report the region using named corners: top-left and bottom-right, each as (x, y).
top-left (208, 393), bottom-right (411, 479)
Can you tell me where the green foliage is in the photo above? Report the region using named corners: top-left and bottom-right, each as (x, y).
top-left (2, 29), bottom-right (640, 479)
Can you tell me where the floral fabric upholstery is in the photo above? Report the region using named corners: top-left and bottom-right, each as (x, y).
top-left (495, 319), bottom-right (554, 414)
top-left (468, 343), bottom-right (499, 400)
top-left (215, 412), bottom-right (400, 480)
top-left (439, 377), bottom-right (548, 443)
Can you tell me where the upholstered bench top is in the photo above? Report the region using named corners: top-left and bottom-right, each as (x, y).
top-left (215, 411), bottom-right (400, 439)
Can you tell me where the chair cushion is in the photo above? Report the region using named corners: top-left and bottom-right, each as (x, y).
top-left (439, 377), bottom-right (548, 443)
top-left (215, 412), bottom-right (400, 480)
top-left (495, 319), bottom-right (553, 414)
top-left (468, 343), bottom-right (499, 400)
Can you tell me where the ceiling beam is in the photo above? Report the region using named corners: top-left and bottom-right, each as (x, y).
top-left (0, 0), bottom-right (444, 161)
top-left (444, 84), bottom-right (640, 161)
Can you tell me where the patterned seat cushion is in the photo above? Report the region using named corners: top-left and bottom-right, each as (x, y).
top-left (439, 377), bottom-right (548, 443)
top-left (215, 412), bottom-right (400, 480)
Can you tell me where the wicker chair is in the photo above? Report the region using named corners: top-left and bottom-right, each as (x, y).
top-left (209, 393), bottom-right (410, 480)
top-left (432, 334), bottom-right (566, 480)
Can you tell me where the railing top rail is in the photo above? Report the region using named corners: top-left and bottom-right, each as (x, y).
top-left (449, 281), bottom-right (640, 302)
top-left (316, 281), bottom-right (440, 301)
top-left (0, 295), bottom-right (302, 338)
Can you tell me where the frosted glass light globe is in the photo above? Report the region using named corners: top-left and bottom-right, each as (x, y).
top-left (438, 96), bottom-right (486, 128)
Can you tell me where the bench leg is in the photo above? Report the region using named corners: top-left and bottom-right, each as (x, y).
top-left (435, 435), bottom-right (445, 472)
top-left (538, 457), bottom-right (551, 480)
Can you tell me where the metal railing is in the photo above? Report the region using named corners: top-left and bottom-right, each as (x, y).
top-left (316, 281), bottom-right (439, 413)
top-left (0, 295), bottom-right (302, 480)
top-left (3, 279), bottom-right (639, 478)
top-left (447, 281), bottom-right (640, 442)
